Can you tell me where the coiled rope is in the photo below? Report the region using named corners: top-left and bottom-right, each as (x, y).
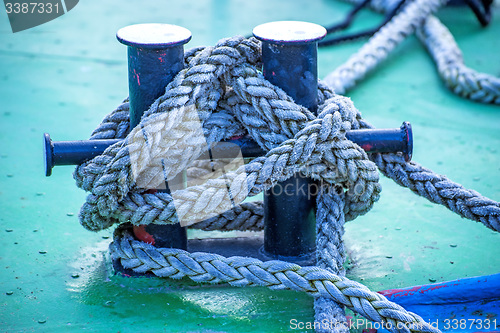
top-left (73, 35), bottom-right (499, 333)
top-left (325, 0), bottom-right (500, 104)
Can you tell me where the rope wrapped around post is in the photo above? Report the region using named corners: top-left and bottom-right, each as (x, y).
top-left (73, 35), bottom-right (499, 333)
top-left (74, 37), bottom-right (382, 231)
top-left (110, 225), bottom-right (439, 333)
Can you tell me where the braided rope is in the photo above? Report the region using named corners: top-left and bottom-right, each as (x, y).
top-left (324, 0), bottom-right (447, 94)
top-left (82, 77), bottom-right (499, 233)
top-left (110, 226), bottom-right (439, 333)
top-left (190, 201), bottom-right (264, 231)
top-left (74, 37), bottom-right (381, 232)
top-left (369, 152), bottom-right (500, 231)
top-left (314, 190), bottom-right (349, 333)
top-left (417, 15), bottom-right (500, 104)
top-left (74, 37), bottom-right (262, 230)
top-left (331, 0), bottom-right (500, 104)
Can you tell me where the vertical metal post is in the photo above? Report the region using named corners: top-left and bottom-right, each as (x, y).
top-left (253, 21), bottom-right (326, 260)
top-left (117, 24), bottom-right (191, 250)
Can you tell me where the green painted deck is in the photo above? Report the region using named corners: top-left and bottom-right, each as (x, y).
top-left (0, 1), bottom-right (499, 332)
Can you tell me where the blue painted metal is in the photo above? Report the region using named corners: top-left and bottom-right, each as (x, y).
top-left (43, 123), bottom-right (413, 175)
top-left (347, 121), bottom-right (413, 162)
top-left (43, 133), bottom-right (118, 176)
top-left (116, 24), bottom-right (191, 253)
top-left (254, 21), bottom-right (327, 260)
top-left (116, 24), bottom-right (191, 128)
top-left (372, 274), bottom-right (500, 333)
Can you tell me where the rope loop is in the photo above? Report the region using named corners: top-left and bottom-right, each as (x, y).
top-left (75, 36), bottom-right (381, 232)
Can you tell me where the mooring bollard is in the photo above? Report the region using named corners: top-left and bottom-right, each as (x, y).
top-left (43, 22), bottom-right (415, 267)
top-left (115, 24), bottom-right (192, 253)
top-left (253, 21), bottom-right (327, 261)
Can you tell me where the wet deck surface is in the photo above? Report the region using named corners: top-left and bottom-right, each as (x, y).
top-left (0, 1), bottom-right (499, 332)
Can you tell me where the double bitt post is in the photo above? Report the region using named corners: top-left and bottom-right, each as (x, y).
top-left (43, 22), bottom-right (413, 269)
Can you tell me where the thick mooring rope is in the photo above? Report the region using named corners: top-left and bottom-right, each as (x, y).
top-left (314, 191), bottom-right (349, 333)
top-left (327, 0), bottom-right (500, 104)
top-left (417, 15), bottom-right (500, 104)
top-left (74, 38), bottom-right (381, 231)
top-left (324, 0), bottom-right (447, 95)
top-left (74, 35), bottom-right (499, 333)
top-left (110, 226), bottom-right (438, 333)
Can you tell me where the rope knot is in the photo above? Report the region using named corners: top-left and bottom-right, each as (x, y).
top-left (75, 36), bottom-right (381, 231)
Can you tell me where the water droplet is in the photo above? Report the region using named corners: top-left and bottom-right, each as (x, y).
top-left (67, 213), bottom-right (74, 217)
top-left (36, 192), bottom-right (45, 196)
top-left (395, 227), bottom-right (401, 231)
top-left (6, 174), bottom-right (13, 178)
top-left (449, 244), bottom-right (457, 248)
top-left (429, 278), bottom-right (436, 282)
top-left (38, 320), bottom-right (46, 324)
top-left (385, 256), bottom-right (392, 259)
top-left (6, 291), bottom-right (13, 295)
top-left (39, 251), bottom-right (47, 254)
top-left (71, 274), bottom-right (80, 279)
top-left (5, 229), bottom-right (13, 232)
top-left (102, 236), bottom-right (109, 239)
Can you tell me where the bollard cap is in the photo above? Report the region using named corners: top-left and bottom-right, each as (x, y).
top-left (253, 21), bottom-right (326, 44)
top-left (402, 121), bottom-right (413, 162)
top-left (43, 133), bottom-right (54, 177)
top-left (117, 23), bottom-right (192, 49)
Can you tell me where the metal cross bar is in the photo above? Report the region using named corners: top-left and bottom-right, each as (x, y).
top-left (44, 122), bottom-right (412, 176)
